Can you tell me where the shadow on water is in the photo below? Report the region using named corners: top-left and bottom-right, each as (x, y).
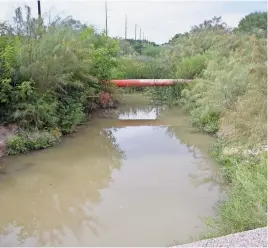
top-left (0, 94), bottom-right (222, 247)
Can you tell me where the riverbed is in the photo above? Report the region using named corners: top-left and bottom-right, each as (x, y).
top-left (0, 94), bottom-right (221, 246)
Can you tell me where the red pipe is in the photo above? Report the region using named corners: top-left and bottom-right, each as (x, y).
top-left (109, 79), bottom-right (193, 87)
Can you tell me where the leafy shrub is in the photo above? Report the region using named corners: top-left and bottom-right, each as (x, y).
top-left (190, 106), bottom-right (220, 134)
top-left (6, 135), bottom-right (28, 155)
top-left (57, 101), bottom-right (86, 134)
top-left (176, 54), bottom-right (207, 79)
top-left (6, 130), bottom-right (61, 155)
top-left (0, 6), bottom-right (121, 139)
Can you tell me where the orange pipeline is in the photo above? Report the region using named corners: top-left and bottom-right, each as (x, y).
top-left (107, 79), bottom-right (193, 87)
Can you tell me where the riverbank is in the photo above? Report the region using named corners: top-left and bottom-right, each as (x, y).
top-left (143, 26), bottom-right (267, 238)
top-left (0, 14), bottom-right (122, 166)
top-left (202, 146), bottom-right (267, 238)
top-left (1, 94), bottom-right (266, 240)
top-left (0, 100), bottom-right (119, 162)
top-left (0, 124), bottom-right (18, 158)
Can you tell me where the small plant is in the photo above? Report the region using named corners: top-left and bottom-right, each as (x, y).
top-left (190, 107), bottom-right (220, 134)
top-left (6, 130), bottom-right (61, 155)
top-left (6, 135), bottom-right (28, 155)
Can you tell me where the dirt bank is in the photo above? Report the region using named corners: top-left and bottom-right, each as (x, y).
top-left (0, 124), bottom-right (17, 158)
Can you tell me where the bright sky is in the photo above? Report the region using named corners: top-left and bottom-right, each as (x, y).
top-left (0, 0), bottom-right (266, 43)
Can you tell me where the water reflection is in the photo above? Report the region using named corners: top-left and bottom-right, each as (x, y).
top-left (109, 126), bottom-right (191, 159)
top-left (0, 125), bottom-right (124, 246)
top-left (0, 94), bottom-right (221, 246)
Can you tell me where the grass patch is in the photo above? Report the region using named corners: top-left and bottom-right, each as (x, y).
top-left (202, 144), bottom-right (267, 239)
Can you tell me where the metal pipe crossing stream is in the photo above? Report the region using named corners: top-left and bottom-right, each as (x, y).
top-left (109, 79), bottom-right (193, 87)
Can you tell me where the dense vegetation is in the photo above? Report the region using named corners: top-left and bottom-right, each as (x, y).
top-left (116, 13), bottom-right (267, 238)
top-left (143, 13), bottom-right (267, 238)
top-left (0, 6), bottom-right (267, 241)
top-left (0, 7), bottom-right (121, 154)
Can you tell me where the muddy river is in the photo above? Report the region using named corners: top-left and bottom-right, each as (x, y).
top-left (0, 94), bottom-right (221, 246)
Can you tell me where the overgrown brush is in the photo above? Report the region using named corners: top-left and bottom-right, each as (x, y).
top-left (1, 7), bottom-right (267, 238)
top-left (6, 129), bottom-right (61, 155)
top-left (203, 143), bottom-right (267, 238)
top-left (144, 14), bottom-right (267, 237)
top-left (0, 6), bottom-right (120, 151)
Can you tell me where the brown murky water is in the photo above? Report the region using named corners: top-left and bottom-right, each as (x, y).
top-left (0, 94), bottom-right (220, 246)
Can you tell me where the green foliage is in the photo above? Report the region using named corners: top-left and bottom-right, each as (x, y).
top-left (234, 11), bottom-right (267, 37)
top-left (112, 56), bottom-right (169, 94)
top-left (123, 38), bottom-right (159, 55)
top-left (6, 130), bottom-right (61, 155)
top-left (218, 155), bottom-right (267, 231)
top-left (141, 13), bottom-right (267, 239)
top-left (204, 149), bottom-right (267, 238)
top-left (176, 54), bottom-right (207, 79)
top-left (6, 135), bottom-right (28, 154)
top-left (57, 100), bottom-right (86, 134)
top-left (159, 32), bottom-right (267, 148)
top-left (0, 8), bottom-right (267, 241)
top-left (0, 6), bottom-right (120, 138)
top-left (142, 45), bottom-right (161, 57)
top-left (190, 16), bottom-right (228, 33)
top-left (13, 92), bottom-right (59, 129)
top-left (190, 106), bottom-right (220, 134)
top-left (0, 78), bottom-right (13, 104)
top-left (146, 84), bottom-right (186, 106)
top-left (1, 38), bottom-right (20, 78)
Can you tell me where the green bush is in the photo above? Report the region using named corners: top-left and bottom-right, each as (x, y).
top-left (26, 131), bottom-right (60, 150)
top-left (6, 135), bottom-right (28, 155)
top-left (142, 45), bottom-right (161, 57)
top-left (176, 54), bottom-right (207, 79)
top-left (6, 130), bottom-right (60, 155)
top-left (57, 101), bottom-right (86, 134)
top-left (190, 106), bottom-right (220, 134)
top-left (0, 7), bottom-right (121, 138)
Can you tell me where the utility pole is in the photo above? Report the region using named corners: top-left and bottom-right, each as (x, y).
top-left (125, 14), bottom-right (127, 39)
top-left (143, 32), bottom-right (144, 41)
top-left (134, 24), bottom-right (137, 40)
top-left (105, 1), bottom-right (108, 36)
top-left (139, 27), bottom-right (141, 40)
top-left (37, 0), bottom-right (41, 18)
